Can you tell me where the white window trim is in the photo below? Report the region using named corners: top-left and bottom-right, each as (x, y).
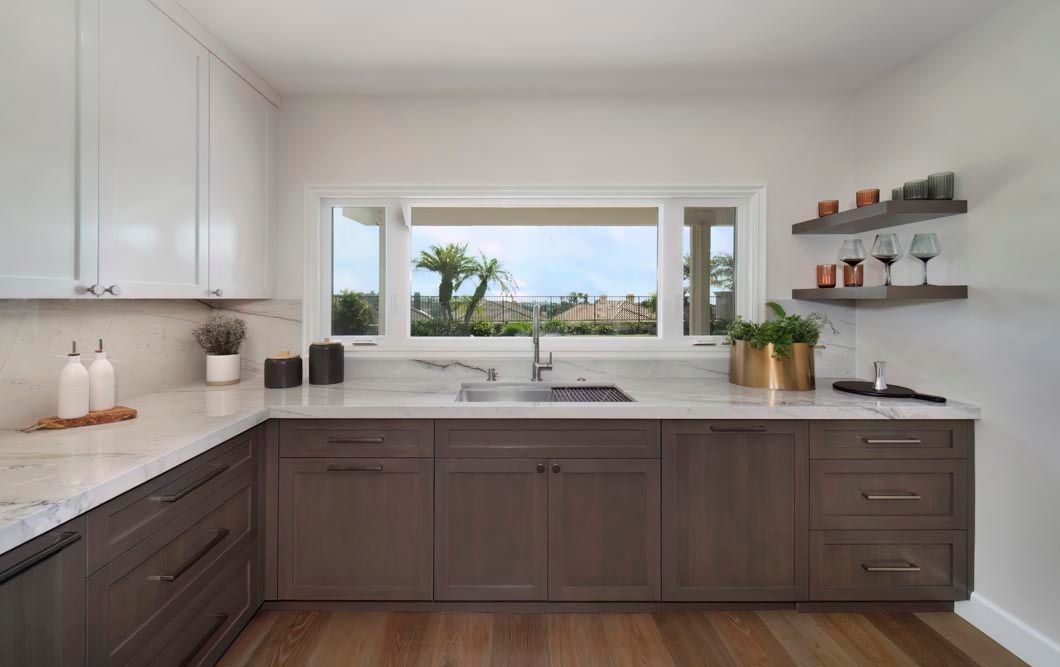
top-left (304, 185), bottom-right (767, 358)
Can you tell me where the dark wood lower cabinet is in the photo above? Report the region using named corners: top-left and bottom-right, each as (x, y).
top-left (548, 459), bottom-right (660, 601)
top-left (0, 516), bottom-right (85, 667)
top-left (277, 457), bottom-right (433, 600)
top-left (434, 459), bottom-right (547, 601)
top-left (662, 421), bottom-right (809, 601)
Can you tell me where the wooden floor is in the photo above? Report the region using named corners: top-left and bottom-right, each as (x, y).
top-left (218, 609), bottom-right (1025, 666)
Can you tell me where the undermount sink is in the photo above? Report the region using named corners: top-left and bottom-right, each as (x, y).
top-left (455, 382), bottom-right (635, 403)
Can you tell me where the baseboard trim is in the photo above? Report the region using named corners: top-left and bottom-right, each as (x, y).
top-left (797, 601), bottom-right (953, 613)
top-left (262, 600), bottom-right (795, 613)
top-left (957, 592), bottom-right (1060, 666)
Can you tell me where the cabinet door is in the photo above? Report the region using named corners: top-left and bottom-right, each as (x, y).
top-left (662, 421), bottom-right (808, 601)
top-left (208, 54), bottom-right (273, 299)
top-left (278, 458), bottom-right (432, 600)
top-left (435, 459), bottom-right (547, 601)
top-left (0, 517), bottom-right (85, 666)
top-left (0, 0), bottom-right (97, 298)
top-left (97, 0), bottom-right (209, 298)
top-left (548, 459), bottom-right (660, 601)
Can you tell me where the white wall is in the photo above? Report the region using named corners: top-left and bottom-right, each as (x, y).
top-left (274, 94), bottom-right (857, 301)
top-left (851, 0), bottom-right (1060, 660)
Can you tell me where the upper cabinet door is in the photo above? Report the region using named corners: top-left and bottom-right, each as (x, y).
top-left (0, 0), bottom-right (97, 298)
top-left (208, 55), bottom-right (274, 299)
top-left (97, 0), bottom-right (209, 298)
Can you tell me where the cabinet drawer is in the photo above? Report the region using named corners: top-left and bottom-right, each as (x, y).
top-left (436, 419), bottom-right (660, 458)
top-left (810, 530), bottom-right (967, 601)
top-left (278, 458), bottom-right (433, 600)
top-left (88, 471), bottom-right (256, 666)
top-left (810, 421), bottom-right (971, 459)
top-left (127, 546), bottom-right (257, 667)
top-left (811, 460), bottom-right (968, 530)
top-left (279, 419), bottom-right (432, 458)
top-left (87, 428), bottom-right (258, 572)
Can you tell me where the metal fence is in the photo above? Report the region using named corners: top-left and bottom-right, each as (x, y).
top-left (409, 294), bottom-right (658, 324)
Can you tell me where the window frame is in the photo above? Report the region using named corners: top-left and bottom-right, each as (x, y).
top-left (304, 186), bottom-right (766, 358)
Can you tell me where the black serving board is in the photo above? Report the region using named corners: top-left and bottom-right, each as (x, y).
top-left (833, 380), bottom-right (947, 403)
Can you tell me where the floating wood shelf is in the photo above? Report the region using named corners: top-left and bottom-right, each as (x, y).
top-left (792, 285), bottom-right (968, 301)
top-left (792, 200), bottom-right (967, 235)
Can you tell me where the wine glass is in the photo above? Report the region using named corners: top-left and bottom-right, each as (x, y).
top-left (910, 233), bottom-right (941, 285)
top-left (871, 233), bottom-right (902, 286)
top-left (839, 239), bottom-right (866, 286)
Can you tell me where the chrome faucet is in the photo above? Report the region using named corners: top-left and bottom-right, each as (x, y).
top-left (530, 304), bottom-right (553, 381)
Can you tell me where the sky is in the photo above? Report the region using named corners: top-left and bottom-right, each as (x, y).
top-left (332, 209), bottom-right (734, 298)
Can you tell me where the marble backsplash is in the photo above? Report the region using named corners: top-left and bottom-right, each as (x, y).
top-left (0, 296), bottom-right (853, 429)
top-left (0, 299), bottom-right (302, 430)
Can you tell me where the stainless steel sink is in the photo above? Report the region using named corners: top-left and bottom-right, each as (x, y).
top-left (455, 382), bottom-right (634, 403)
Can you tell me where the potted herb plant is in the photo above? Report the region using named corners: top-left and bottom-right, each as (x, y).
top-left (727, 302), bottom-right (823, 390)
top-left (192, 313), bottom-right (247, 386)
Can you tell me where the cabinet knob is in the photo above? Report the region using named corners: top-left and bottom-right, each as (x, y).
top-left (105, 284), bottom-right (121, 296)
top-left (536, 463), bottom-right (546, 474)
top-left (86, 284), bottom-right (105, 297)
top-left (210, 289), bottom-right (224, 297)
top-left (551, 464), bottom-right (561, 474)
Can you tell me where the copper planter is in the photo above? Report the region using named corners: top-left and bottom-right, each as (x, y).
top-left (729, 340), bottom-right (816, 391)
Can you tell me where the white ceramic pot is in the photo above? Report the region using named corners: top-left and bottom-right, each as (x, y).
top-left (206, 353), bottom-right (241, 386)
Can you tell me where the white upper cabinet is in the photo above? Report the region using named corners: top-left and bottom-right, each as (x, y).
top-left (0, 0), bottom-right (96, 298)
top-left (96, 0), bottom-right (210, 298)
top-left (208, 55), bottom-right (274, 299)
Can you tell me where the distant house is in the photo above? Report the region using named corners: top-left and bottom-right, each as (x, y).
top-left (554, 295), bottom-right (654, 322)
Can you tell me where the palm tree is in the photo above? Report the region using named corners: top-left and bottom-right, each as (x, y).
top-left (413, 243), bottom-right (476, 320)
top-left (463, 254), bottom-right (515, 324)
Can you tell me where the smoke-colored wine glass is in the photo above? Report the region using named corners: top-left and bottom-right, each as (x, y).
top-left (871, 233), bottom-right (902, 286)
top-left (910, 233), bottom-right (941, 285)
top-left (839, 239), bottom-right (866, 267)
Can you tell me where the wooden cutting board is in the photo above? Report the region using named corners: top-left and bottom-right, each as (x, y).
top-left (22, 405), bottom-right (137, 432)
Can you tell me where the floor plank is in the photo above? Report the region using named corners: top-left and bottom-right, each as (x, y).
top-left (916, 612), bottom-right (1029, 667)
top-left (219, 609), bottom-right (1024, 667)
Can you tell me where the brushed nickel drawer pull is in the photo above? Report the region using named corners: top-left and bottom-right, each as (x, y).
top-left (151, 528), bottom-right (229, 582)
top-left (709, 424), bottom-right (767, 433)
top-left (153, 464), bottom-right (230, 502)
top-left (326, 464), bottom-right (384, 472)
top-left (861, 561), bottom-right (921, 573)
top-left (178, 612), bottom-right (228, 667)
top-left (862, 492), bottom-right (923, 500)
top-left (0, 531), bottom-right (81, 584)
top-left (326, 436), bottom-right (385, 444)
top-left (862, 438), bottom-right (923, 445)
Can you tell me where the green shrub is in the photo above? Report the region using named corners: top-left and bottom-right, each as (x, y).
top-left (411, 320), bottom-right (496, 337)
top-left (499, 321), bottom-right (533, 336)
top-left (332, 291), bottom-right (377, 336)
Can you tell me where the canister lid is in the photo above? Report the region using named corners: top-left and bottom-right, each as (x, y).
top-left (267, 350), bottom-right (301, 360)
top-left (310, 337), bottom-right (344, 349)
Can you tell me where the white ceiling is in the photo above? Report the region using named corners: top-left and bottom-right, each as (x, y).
top-left (176, 0), bottom-right (1011, 96)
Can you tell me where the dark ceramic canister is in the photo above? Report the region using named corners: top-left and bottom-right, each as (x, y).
top-left (264, 352), bottom-right (302, 388)
top-left (309, 339), bottom-right (344, 384)
top-left (927, 172), bottom-right (955, 200)
top-left (891, 187), bottom-right (904, 201)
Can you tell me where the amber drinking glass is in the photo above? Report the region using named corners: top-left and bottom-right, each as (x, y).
top-left (839, 239), bottom-right (866, 287)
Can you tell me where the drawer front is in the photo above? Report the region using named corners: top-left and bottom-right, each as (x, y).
top-left (278, 458), bottom-right (433, 600)
top-left (810, 421), bottom-right (971, 459)
top-left (811, 460), bottom-right (968, 530)
top-left (127, 546), bottom-right (257, 667)
top-left (87, 428), bottom-right (258, 572)
top-left (436, 419), bottom-right (661, 458)
top-left (88, 471), bottom-right (256, 666)
top-left (810, 530), bottom-right (967, 601)
top-left (279, 419), bottom-right (433, 458)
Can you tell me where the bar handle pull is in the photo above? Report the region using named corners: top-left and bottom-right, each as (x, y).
top-left (862, 491), bottom-right (922, 501)
top-left (0, 531), bottom-right (81, 584)
top-left (326, 464), bottom-right (384, 472)
top-left (153, 464), bottom-right (230, 503)
top-left (177, 613), bottom-right (229, 667)
top-left (709, 424), bottom-right (767, 433)
top-left (326, 436), bottom-right (385, 444)
top-left (861, 561), bottom-right (921, 573)
top-left (862, 438), bottom-right (923, 445)
top-left (151, 529), bottom-right (229, 582)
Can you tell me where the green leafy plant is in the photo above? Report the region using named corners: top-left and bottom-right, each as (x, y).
top-left (192, 313), bottom-right (246, 355)
top-left (332, 290), bottom-right (377, 335)
top-left (726, 302), bottom-right (823, 358)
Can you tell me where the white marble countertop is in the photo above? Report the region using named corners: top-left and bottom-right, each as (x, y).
top-left (0, 376), bottom-right (978, 554)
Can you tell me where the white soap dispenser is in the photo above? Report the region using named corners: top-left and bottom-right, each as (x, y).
top-left (58, 341), bottom-right (89, 419)
top-left (89, 338), bottom-right (116, 412)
